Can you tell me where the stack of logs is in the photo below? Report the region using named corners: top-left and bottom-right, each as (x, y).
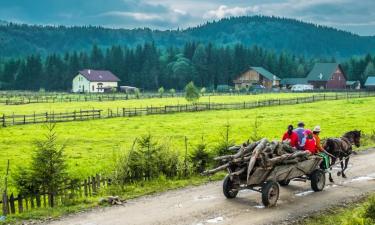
top-left (203, 138), bottom-right (313, 183)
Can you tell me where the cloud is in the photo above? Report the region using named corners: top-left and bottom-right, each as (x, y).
top-left (203, 5), bottom-right (260, 19)
top-left (0, 0), bottom-right (375, 35)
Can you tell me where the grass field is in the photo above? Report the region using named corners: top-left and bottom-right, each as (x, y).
top-left (0, 92), bottom-right (339, 115)
top-left (0, 97), bottom-right (374, 183)
top-left (302, 194), bottom-right (375, 225)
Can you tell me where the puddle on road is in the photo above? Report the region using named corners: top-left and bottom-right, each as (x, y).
top-left (196, 216), bottom-right (224, 225)
top-left (295, 190), bottom-right (314, 197)
top-left (174, 203), bottom-right (183, 208)
top-left (194, 195), bottom-right (216, 201)
top-left (347, 176), bottom-right (375, 183)
top-left (206, 216), bottom-right (224, 223)
top-left (326, 184), bottom-right (338, 189)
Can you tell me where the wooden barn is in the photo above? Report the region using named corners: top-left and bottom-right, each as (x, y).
top-left (233, 67), bottom-right (280, 89)
top-left (305, 63), bottom-right (347, 89)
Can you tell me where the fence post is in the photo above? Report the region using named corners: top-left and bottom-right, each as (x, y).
top-left (2, 192), bottom-right (8, 215)
top-left (84, 179), bottom-right (88, 197)
top-left (96, 174), bottom-right (100, 189)
top-left (36, 193), bottom-right (41, 208)
top-left (92, 176), bottom-right (97, 194)
top-left (2, 114), bottom-right (5, 127)
top-left (9, 193), bottom-right (15, 214)
top-left (17, 194), bottom-right (23, 213)
top-left (45, 112), bottom-right (48, 122)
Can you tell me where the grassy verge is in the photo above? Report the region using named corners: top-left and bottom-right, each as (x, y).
top-left (0, 173), bottom-right (225, 224)
top-left (0, 92), bottom-right (337, 115)
top-left (301, 194), bottom-right (375, 225)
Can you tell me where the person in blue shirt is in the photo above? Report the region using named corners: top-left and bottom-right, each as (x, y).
top-left (294, 121), bottom-right (306, 149)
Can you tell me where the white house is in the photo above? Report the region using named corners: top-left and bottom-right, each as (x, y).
top-left (72, 69), bottom-right (120, 93)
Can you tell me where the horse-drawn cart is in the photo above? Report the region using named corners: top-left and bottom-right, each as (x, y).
top-left (223, 156), bottom-right (325, 206)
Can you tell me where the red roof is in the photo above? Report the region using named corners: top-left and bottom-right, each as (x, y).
top-left (79, 69), bottom-right (120, 82)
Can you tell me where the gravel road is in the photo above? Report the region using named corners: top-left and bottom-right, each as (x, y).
top-left (47, 149), bottom-right (375, 225)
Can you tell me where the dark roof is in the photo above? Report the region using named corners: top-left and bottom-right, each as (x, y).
top-left (365, 76), bottom-right (375, 86)
top-left (306, 63), bottom-right (346, 81)
top-left (346, 81), bottom-right (358, 85)
top-left (79, 69), bottom-right (120, 82)
top-left (250, 67), bottom-right (281, 81)
top-left (280, 77), bottom-right (308, 85)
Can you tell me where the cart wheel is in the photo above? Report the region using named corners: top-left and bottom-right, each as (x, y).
top-left (223, 175), bottom-right (238, 199)
top-left (262, 181), bottom-right (279, 207)
top-left (278, 180), bottom-right (290, 186)
top-left (310, 169), bottom-right (325, 192)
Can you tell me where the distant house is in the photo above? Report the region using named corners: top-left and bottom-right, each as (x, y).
top-left (72, 69), bottom-right (120, 93)
top-left (346, 80), bottom-right (361, 90)
top-left (233, 67), bottom-right (280, 89)
top-left (364, 76), bottom-right (375, 90)
top-left (305, 63), bottom-right (347, 89)
top-left (280, 77), bottom-right (308, 88)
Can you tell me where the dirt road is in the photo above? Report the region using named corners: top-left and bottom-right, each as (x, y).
top-left (48, 149), bottom-right (375, 225)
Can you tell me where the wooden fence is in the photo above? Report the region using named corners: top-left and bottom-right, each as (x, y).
top-left (1, 110), bottom-right (102, 126)
top-left (1, 92), bottom-right (375, 127)
top-left (0, 174), bottom-right (110, 216)
top-left (0, 93), bottom-right (185, 105)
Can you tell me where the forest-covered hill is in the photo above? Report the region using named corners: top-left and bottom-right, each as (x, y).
top-left (1, 16), bottom-right (375, 58)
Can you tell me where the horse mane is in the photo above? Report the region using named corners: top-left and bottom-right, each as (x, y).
top-left (342, 130), bottom-right (361, 139)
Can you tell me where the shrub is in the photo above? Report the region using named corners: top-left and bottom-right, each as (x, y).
top-left (134, 88), bottom-right (140, 99)
top-left (200, 87), bottom-right (206, 96)
top-left (169, 88), bottom-right (176, 97)
top-left (190, 139), bottom-right (211, 173)
top-left (13, 123), bottom-right (67, 206)
top-left (364, 196), bottom-right (375, 221)
top-left (112, 134), bottom-right (181, 184)
top-left (213, 123), bottom-right (235, 156)
top-left (158, 87), bottom-right (165, 98)
top-left (185, 81), bottom-right (200, 103)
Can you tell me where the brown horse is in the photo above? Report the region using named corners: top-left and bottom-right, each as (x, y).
top-left (323, 130), bottom-right (361, 182)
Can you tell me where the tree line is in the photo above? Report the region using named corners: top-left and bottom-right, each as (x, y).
top-left (0, 42), bottom-right (374, 91)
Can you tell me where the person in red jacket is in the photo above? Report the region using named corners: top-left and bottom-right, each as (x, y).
top-left (302, 129), bottom-right (317, 154)
top-left (282, 125), bottom-right (299, 148)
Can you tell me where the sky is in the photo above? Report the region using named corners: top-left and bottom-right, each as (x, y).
top-left (0, 0), bottom-right (374, 36)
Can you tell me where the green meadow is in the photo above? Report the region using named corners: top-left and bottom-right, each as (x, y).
top-left (0, 92), bottom-right (338, 115)
top-left (0, 97), bottom-right (374, 182)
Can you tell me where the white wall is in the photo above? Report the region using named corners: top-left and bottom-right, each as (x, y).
top-left (72, 74), bottom-right (118, 93)
top-left (72, 74), bottom-right (90, 93)
top-left (89, 82), bottom-right (118, 93)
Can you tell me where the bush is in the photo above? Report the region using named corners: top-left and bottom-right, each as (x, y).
top-left (185, 81), bottom-right (200, 103)
top-left (213, 123), bottom-right (235, 156)
top-left (158, 87), bottom-right (165, 98)
top-left (112, 134), bottom-right (181, 184)
top-left (190, 141), bottom-right (210, 173)
top-left (13, 123), bottom-right (67, 206)
top-left (365, 196), bottom-right (375, 221)
top-left (169, 88), bottom-right (176, 97)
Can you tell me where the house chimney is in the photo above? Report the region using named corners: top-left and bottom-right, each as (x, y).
top-left (88, 69), bottom-right (91, 74)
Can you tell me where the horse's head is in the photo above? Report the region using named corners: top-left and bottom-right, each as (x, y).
top-left (343, 130), bottom-right (362, 147)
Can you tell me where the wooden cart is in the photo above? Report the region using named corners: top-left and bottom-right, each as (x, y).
top-left (222, 156), bottom-right (325, 207)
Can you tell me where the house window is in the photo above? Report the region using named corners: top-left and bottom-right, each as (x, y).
top-left (339, 76), bottom-right (341, 81)
top-left (92, 85), bottom-right (94, 91)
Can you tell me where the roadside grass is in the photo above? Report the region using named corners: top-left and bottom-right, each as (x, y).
top-left (301, 194), bottom-right (375, 225)
top-left (0, 173), bottom-right (225, 224)
top-left (0, 92), bottom-right (338, 115)
top-left (0, 97), bottom-right (374, 183)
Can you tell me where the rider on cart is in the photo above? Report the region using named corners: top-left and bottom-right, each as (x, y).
top-left (312, 126), bottom-right (330, 170)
